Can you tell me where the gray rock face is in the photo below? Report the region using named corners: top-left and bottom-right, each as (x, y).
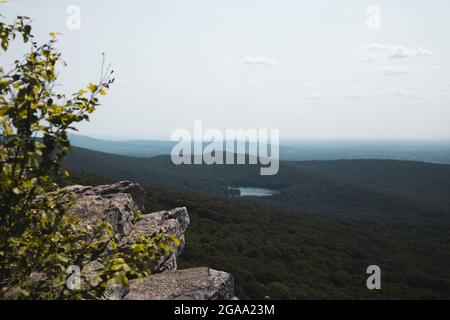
top-left (66, 181), bottom-right (235, 300)
top-left (67, 181), bottom-right (145, 237)
top-left (121, 207), bottom-right (190, 272)
top-left (124, 267), bottom-right (235, 300)
top-left (68, 180), bottom-right (146, 207)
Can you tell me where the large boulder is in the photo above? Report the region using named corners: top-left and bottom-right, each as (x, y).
top-left (121, 207), bottom-right (190, 271)
top-left (65, 181), bottom-right (236, 300)
top-left (66, 181), bottom-right (145, 237)
top-left (124, 267), bottom-right (235, 300)
top-left (67, 182), bottom-right (188, 272)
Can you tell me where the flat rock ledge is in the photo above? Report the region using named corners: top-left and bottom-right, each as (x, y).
top-left (124, 267), bottom-right (235, 300)
top-left (66, 181), bottom-right (236, 300)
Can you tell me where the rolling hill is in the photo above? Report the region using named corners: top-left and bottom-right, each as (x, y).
top-left (63, 147), bottom-right (450, 238)
top-left (61, 146), bottom-right (450, 299)
top-left (69, 134), bottom-right (450, 163)
top-left (65, 171), bottom-right (450, 299)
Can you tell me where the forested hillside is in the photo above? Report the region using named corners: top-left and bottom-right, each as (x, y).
top-left (64, 147), bottom-right (450, 238)
top-left (64, 163), bottom-right (450, 299)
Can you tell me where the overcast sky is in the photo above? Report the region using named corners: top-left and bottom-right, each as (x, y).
top-left (2, 0), bottom-right (450, 140)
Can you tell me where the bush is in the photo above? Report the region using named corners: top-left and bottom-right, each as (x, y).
top-left (0, 15), bottom-right (176, 299)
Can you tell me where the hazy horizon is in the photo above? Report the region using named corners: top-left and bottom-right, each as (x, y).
top-left (69, 133), bottom-right (450, 144)
top-left (3, 0), bottom-right (450, 140)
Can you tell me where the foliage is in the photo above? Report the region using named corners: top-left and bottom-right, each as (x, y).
top-left (63, 148), bottom-right (450, 239)
top-left (0, 15), bottom-right (176, 299)
top-left (61, 147), bottom-right (450, 298)
top-left (66, 170), bottom-right (450, 300)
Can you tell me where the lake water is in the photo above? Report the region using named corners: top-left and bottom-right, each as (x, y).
top-left (229, 187), bottom-right (277, 197)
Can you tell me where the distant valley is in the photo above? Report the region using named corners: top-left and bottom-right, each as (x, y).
top-left (69, 134), bottom-right (450, 164)
top-left (61, 137), bottom-right (450, 299)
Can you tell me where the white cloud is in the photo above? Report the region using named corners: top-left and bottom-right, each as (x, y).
top-left (242, 56), bottom-right (277, 67)
top-left (361, 43), bottom-right (433, 61)
top-left (299, 81), bottom-right (319, 88)
top-left (304, 93), bottom-right (336, 100)
top-left (305, 92), bottom-right (366, 100)
top-left (217, 79), bottom-right (262, 90)
top-left (378, 66), bottom-right (415, 76)
top-left (343, 93), bottom-right (367, 100)
top-left (390, 89), bottom-right (424, 99)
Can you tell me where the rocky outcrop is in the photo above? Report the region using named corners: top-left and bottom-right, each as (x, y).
top-left (67, 181), bottom-right (235, 300)
top-left (124, 267), bottom-right (235, 300)
top-left (66, 181), bottom-right (146, 237)
top-left (121, 207), bottom-right (190, 271)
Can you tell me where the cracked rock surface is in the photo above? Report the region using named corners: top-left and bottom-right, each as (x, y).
top-left (67, 181), bottom-right (236, 300)
top-left (123, 267), bottom-right (235, 300)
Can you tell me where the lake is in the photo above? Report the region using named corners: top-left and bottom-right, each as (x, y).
top-left (229, 187), bottom-right (277, 197)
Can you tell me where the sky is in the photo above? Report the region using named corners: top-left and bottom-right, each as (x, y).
top-left (1, 0), bottom-right (450, 140)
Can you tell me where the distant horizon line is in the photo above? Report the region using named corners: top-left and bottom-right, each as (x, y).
top-left (69, 133), bottom-right (450, 144)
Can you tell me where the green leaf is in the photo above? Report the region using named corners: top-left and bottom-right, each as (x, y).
top-left (88, 83), bottom-right (98, 93)
top-left (21, 289), bottom-right (30, 297)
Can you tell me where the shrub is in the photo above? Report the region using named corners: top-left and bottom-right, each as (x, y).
top-left (0, 15), bottom-right (176, 299)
